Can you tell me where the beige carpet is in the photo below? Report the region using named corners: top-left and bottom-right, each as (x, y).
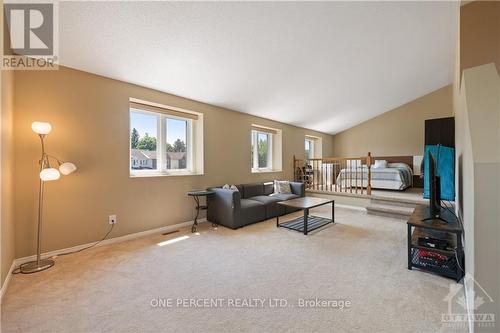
top-left (1, 206), bottom-right (467, 333)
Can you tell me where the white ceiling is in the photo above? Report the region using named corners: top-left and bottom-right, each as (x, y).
top-left (59, 1), bottom-right (458, 134)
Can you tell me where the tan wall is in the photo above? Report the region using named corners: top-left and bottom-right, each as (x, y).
top-left (13, 66), bottom-right (334, 258)
top-left (457, 2), bottom-right (500, 323)
top-left (1, 69), bottom-right (15, 288)
top-left (460, 1), bottom-right (500, 73)
top-left (331, 85), bottom-right (453, 157)
top-left (457, 63), bottom-right (500, 330)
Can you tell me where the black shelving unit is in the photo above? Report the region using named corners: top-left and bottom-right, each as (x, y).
top-left (407, 205), bottom-right (464, 282)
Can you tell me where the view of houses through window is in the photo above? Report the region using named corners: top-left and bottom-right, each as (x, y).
top-left (130, 109), bottom-right (190, 173)
top-left (130, 112), bottom-right (158, 170)
top-left (165, 118), bottom-right (187, 170)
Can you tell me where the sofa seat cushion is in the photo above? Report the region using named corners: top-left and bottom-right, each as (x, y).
top-left (247, 195), bottom-right (282, 205)
top-left (240, 198), bottom-right (265, 209)
top-left (236, 199), bottom-right (266, 227)
top-left (270, 193), bottom-right (300, 201)
top-left (248, 195), bottom-right (288, 218)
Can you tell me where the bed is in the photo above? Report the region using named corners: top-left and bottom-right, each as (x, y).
top-left (335, 156), bottom-right (414, 191)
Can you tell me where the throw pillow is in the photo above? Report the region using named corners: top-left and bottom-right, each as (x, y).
top-left (222, 184), bottom-right (239, 191)
top-left (274, 180), bottom-right (292, 194)
top-left (373, 160), bottom-right (388, 169)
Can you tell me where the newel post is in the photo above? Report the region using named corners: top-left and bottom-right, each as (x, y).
top-left (367, 152), bottom-right (372, 195)
top-left (293, 155), bottom-right (297, 181)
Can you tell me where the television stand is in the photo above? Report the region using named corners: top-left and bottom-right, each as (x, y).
top-left (407, 205), bottom-right (464, 282)
top-left (421, 206), bottom-right (452, 224)
top-left (421, 216), bottom-right (449, 224)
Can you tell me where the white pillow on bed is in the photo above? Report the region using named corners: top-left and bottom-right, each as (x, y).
top-left (372, 160), bottom-right (388, 169)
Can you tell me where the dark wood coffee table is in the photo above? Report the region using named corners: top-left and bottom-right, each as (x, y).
top-left (277, 197), bottom-right (334, 235)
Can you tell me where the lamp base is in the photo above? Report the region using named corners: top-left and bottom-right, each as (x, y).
top-left (19, 258), bottom-right (54, 274)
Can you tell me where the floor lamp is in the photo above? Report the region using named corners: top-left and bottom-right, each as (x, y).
top-left (19, 122), bottom-right (77, 274)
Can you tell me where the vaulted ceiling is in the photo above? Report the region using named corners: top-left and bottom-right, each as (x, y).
top-left (59, 1), bottom-right (458, 134)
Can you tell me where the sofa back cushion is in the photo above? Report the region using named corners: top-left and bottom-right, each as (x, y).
top-left (242, 183), bottom-right (264, 199)
top-left (263, 182), bottom-right (274, 196)
top-left (235, 184), bottom-right (244, 194)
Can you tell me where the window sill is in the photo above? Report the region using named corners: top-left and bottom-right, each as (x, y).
top-left (251, 169), bottom-right (283, 174)
top-left (130, 171), bottom-right (203, 178)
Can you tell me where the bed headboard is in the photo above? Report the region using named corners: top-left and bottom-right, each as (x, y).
top-left (370, 156), bottom-right (413, 170)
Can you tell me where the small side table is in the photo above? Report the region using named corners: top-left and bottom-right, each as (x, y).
top-left (187, 190), bottom-right (215, 233)
top-left (413, 175), bottom-right (424, 188)
top-left (407, 205), bottom-right (464, 282)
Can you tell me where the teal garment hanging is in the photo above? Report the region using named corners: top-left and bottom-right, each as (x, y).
top-left (423, 145), bottom-right (455, 201)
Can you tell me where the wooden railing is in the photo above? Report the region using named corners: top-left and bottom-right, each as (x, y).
top-left (294, 153), bottom-right (372, 195)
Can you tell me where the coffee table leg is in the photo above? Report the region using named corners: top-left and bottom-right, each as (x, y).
top-left (276, 214), bottom-right (279, 228)
top-left (304, 208), bottom-right (309, 235)
top-left (332, 201), bottom-right (335, 224)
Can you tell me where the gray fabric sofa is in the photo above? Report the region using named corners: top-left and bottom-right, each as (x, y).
top-left (207, 182), bottom-right (305, 229)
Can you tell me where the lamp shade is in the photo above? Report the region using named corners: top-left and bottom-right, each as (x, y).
top-left (59, 162), bottom-right (77, 175)
top-left (31, 122), bottom-right (52, 135)
top-left (40, 168), bottom-right (60, 181)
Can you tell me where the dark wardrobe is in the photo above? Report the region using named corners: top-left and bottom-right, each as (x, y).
top-left (425, 117), bottom-right (455, 148)
top-left (423, 116), bottom-right (455, 201)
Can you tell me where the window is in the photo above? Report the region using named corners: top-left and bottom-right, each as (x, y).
top-left (251, 125), bottom-right (282, 172)
top-left (305, 138), bottom-right (314, 160)
top-left (252, 130), bottom-right (272, 170)
top-left (130, 100), bottom-right (203, 176)
top-left (305, 135), bottom-right (322, 159)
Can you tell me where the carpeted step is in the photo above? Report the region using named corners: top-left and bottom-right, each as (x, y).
top-left (370, 197), bottom-right (418, 208)
top-left (366, 203), bottom-right (415, 219)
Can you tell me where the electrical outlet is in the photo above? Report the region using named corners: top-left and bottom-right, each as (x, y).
top-left (109, 214), bottom-right (117, 224)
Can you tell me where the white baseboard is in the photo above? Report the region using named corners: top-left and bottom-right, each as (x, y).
top-left (14, 218), bottom-right (207, 267)
top-left (463, 275), bottom-right (474, 333)
top-left (0, 260), bottom-right (16, 302)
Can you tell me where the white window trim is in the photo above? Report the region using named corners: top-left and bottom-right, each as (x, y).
top-left (251, 125), bottom-right (282, 173)
top-left (129, 102), bottom-right (204, 177)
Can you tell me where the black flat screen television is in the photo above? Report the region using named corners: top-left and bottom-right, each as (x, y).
top-left (422, 152), bottom-right (450, 223)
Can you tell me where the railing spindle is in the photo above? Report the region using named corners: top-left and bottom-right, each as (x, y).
top-left (328, 163), bottom-right (331, 192)
top-left (355, 159), bottom-right (358, 194)
top-left (314, 160), bottom-right (316, 191)
top-left (349, 160), bottom-right (352, 193)
top-left (341, 160), bottom-right (345, 192)
top-left (361, 162), bottom-right (365, 194)
top-left (367, 152), bottom-right (372, 195)
top-left (334, 162), bottom-right (337, 192)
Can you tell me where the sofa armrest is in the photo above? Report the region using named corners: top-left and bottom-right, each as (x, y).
top-left (207, 188), bottom-right (241, 229)
top-left (289, 182), bottom-right (305, 197)
top-left (210, 188), bottom-right (241, 209)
